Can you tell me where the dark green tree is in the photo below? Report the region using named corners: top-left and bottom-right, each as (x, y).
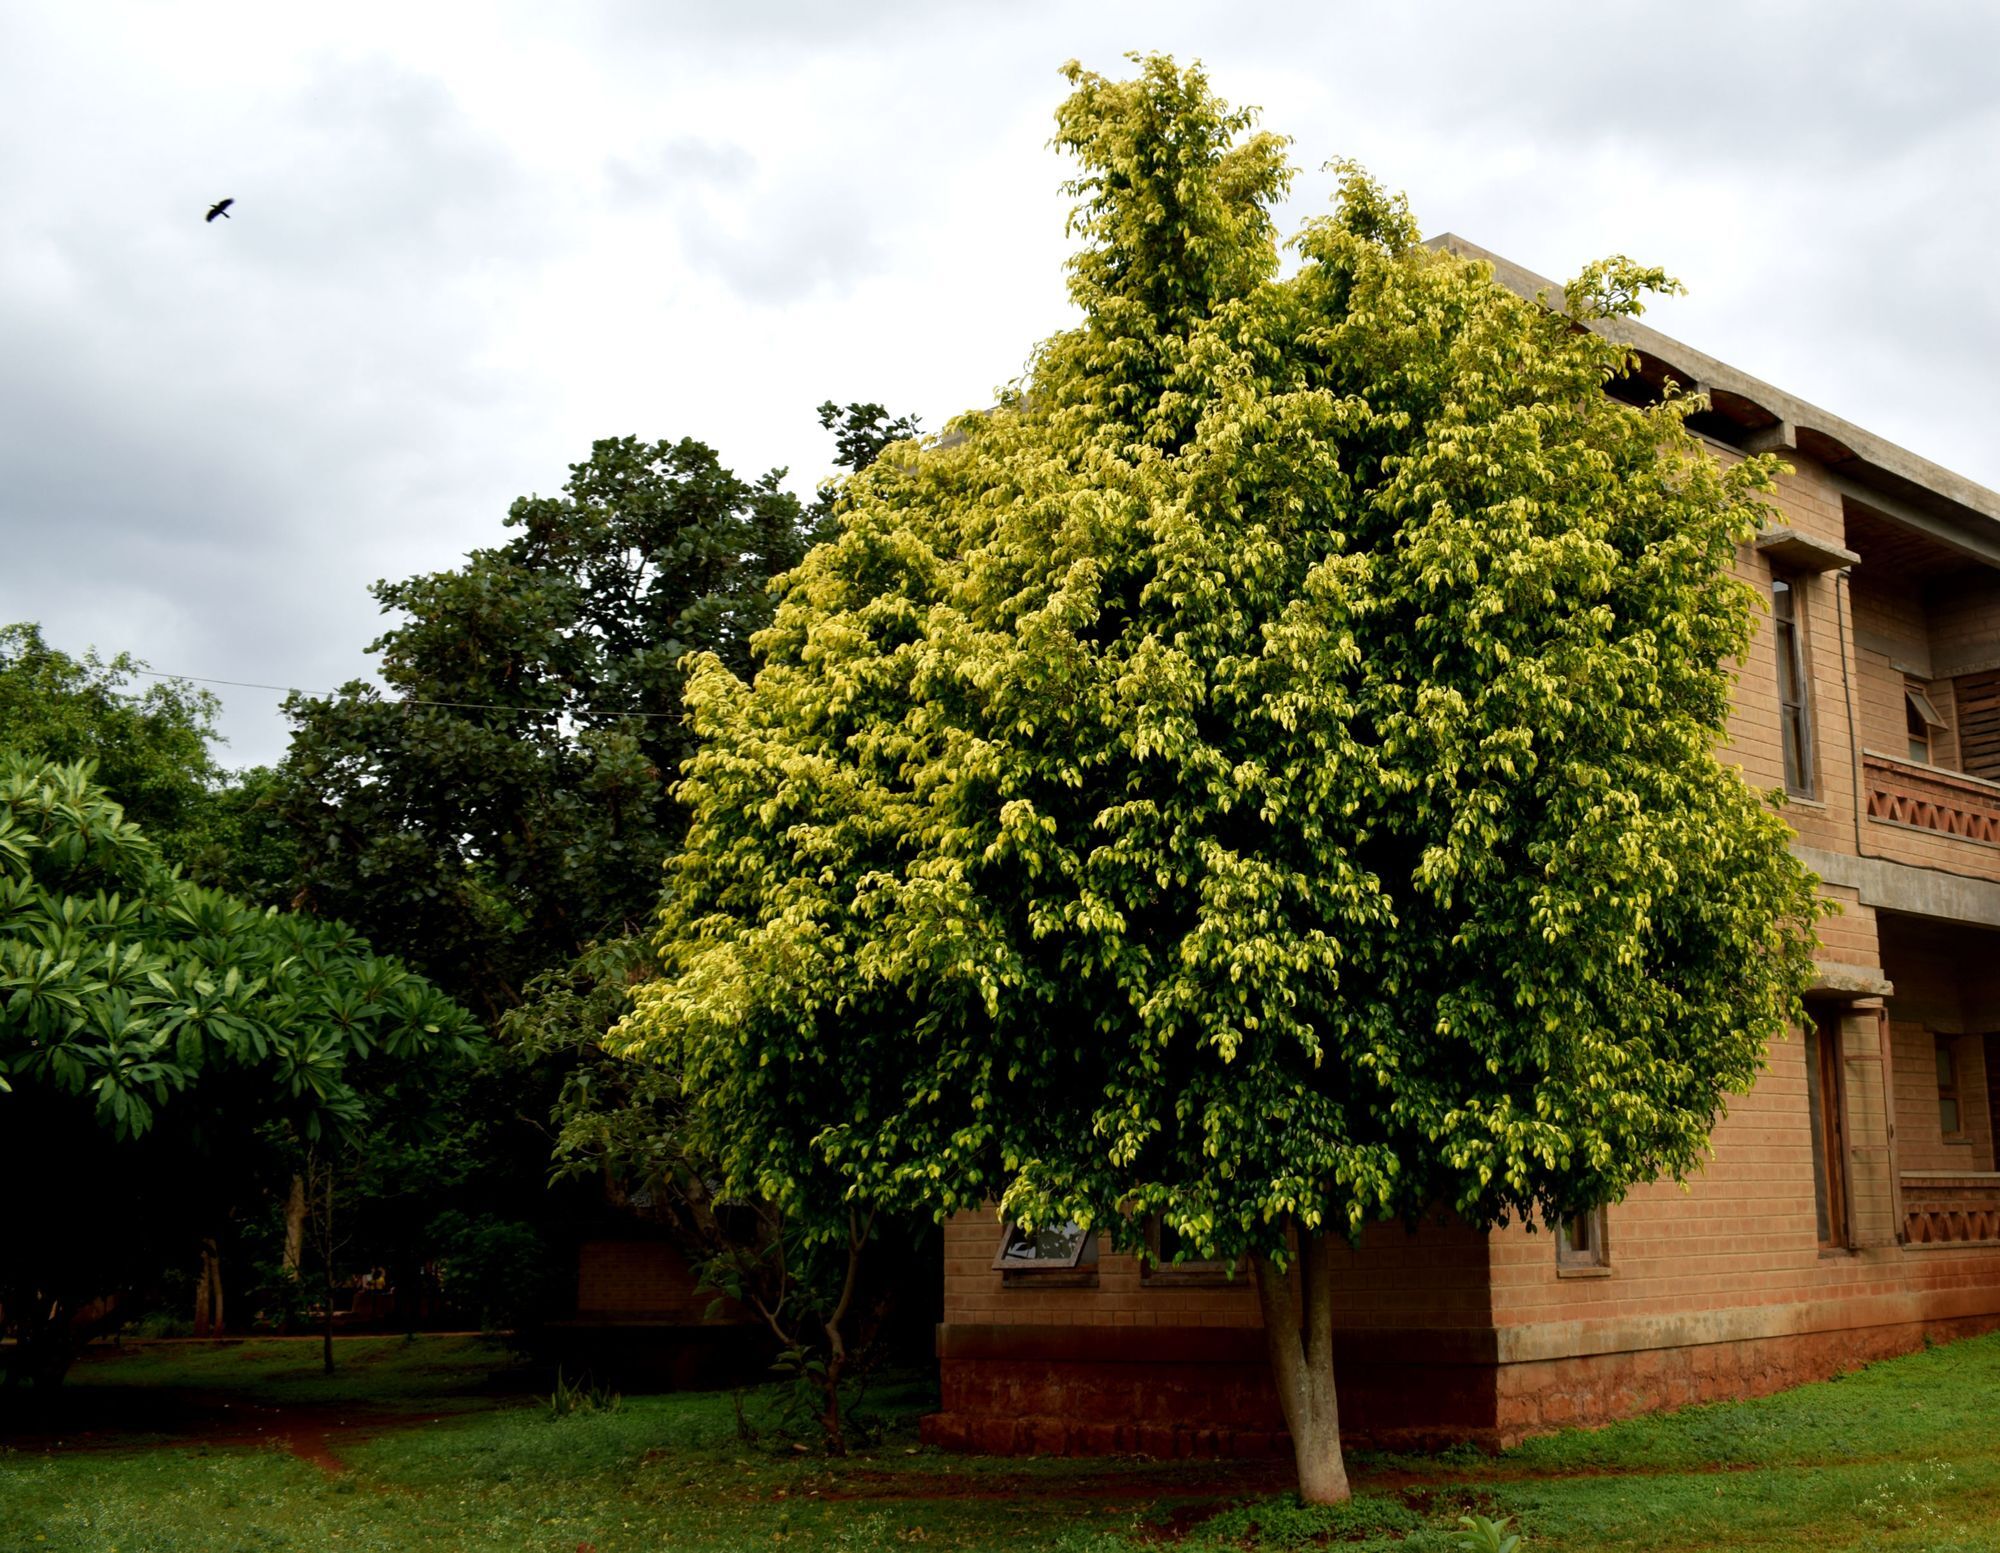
top-left (492, 409), bottom-right (930, 1448)
top-left (811, 401), bottom-right (922, 537)
top-left (0, 756), bottom-right (479, 1387)
top-left (0, 624), bottom-right (223, 870)
top-left (0, 625), bottom-right (296, 904)
top-left (274, 435), bottom-right (811, 1019)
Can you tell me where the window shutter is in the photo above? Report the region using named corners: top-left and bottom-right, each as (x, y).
top-left (1955, 670), bottom-right (2000, 780)
top-left (1838, 1010), bottom-right (1898, 1250)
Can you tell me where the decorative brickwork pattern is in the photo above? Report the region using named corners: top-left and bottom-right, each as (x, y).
top-left (1864, 755), bottom-right (2000, 846)
top-left (1902, 1176), bottom-right (2000, 1244)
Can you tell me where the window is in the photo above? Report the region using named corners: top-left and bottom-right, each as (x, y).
top-left (1142, 1217), bottom-right (1246, 1287)
top-left (1771, 576), bottom-right (1815, 796)
top-left (993, 1221), bottom-right (1097, 1284)
top-left (1937, 1036), bottom-right (1965, 1141)
top-left (1804, 1011), bottom-right (1847, 1249)
top-left (1906, 681), bottom-right (1946, 765)
top-left (1556, 1207), bottom-right (1609, 1272)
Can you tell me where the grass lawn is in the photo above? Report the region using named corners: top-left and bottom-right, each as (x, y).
top-left (3, 1332), bottom-right (1998, 1551)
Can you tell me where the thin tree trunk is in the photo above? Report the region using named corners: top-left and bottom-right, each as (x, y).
top-left (1251, 1220), bottom-right (1350, 1505)
top-left (283, 1176), bottom-right (306, 1278)
top-left (318, 1168), bottom-right (334, 1376)
top-left (817, 1210), bottom-right (872, 1455)
top-left (193, 1238), bottom-right (223, 1337)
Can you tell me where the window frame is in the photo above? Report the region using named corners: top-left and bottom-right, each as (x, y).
top-left (1804, 1009), bottom-right (1849, 1251)
top-left (1936, 1034), bottom-right (1966, 1143)
top-left (992, 1221), bottom-right (1099, 1287)
top-left (1555, 1206), bottom-right (1611, 1276)
top-left (1906, 681), bottom-right (1946, 765)
top-left (1770, 574), bottom-right (1817, 798)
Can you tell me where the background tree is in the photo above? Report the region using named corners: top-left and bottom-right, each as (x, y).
top-left (274, 435), bottom-right (812, 1020)
top-left (487, 408), bottom-right (930, 1447)
top-left (810, 401), bottom-right (922, 538)
top-left (3, 625), bottom-right (214, 869)
top-left (0, 624), bottom-right (297, 903)
top-left (0, 756), bottom-right (480, 1387)
top-left (265, 410), bottom-right (919, 1363)
top-left (618, 56), bottom-right (1822, 1503)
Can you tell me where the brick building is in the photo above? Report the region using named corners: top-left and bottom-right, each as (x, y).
top-left (922, 238), bottom-right (2000, 1455)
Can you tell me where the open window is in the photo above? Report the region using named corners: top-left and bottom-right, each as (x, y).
top-left (1906, 681), bottom-right (1946, 765)
top-left (993, 1221), bottom-right (1098, 1285)
top-left (1555, 1207), bottom-right (1610, 1275)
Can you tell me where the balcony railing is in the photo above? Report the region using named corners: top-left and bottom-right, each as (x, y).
top-left (1901, 1173), bottom-right (2000, 1245)
top-left (1863, 752), bottom-right (2000, 848)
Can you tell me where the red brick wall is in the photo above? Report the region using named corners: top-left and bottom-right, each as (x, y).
top-left (943, 1212), bottom-right (1490, 1333)
top-left (575, 1239), bottom-right (718, 1322)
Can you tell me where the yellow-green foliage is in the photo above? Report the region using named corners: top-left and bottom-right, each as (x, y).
top-left (617, 55), bottom-right (1822, 1264)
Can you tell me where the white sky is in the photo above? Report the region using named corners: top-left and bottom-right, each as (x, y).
top-left (5, 1), bottom-right (1997, 767)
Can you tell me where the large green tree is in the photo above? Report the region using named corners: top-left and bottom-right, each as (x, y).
top-left (0, 755), bottom-right (479, 1386)
top-left (270, 411), bottom-right (919, 1359)
top-left (275, 435), bottom-right (809, 1019)
top-left (618, 56), bottom-right (1822, 1501)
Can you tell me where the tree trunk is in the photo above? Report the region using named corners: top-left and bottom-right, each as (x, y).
top-left (817, 1211), bottom-right (870, 1456)
top-left (193, 1238), bottom-right (224, 1337)
top-left (283, 1175), bottom-right (306, 1278)
top-left (1251, 1221), bottom-right (1350, 1505)
top-left (321, 1168), bottom-right (336, 1376)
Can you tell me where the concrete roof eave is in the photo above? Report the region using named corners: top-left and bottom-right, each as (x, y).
top-left (1426, 234), bottom-right (2000, 564)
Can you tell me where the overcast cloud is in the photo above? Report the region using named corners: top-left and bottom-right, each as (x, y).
top-left (4, 1), bottom-right (1997, 767)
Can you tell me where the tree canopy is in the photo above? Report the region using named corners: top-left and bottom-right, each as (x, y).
top-left (0, 624), bottom-right (226, 869)
top-left (0, 754), bottom-right (479, 1384)
top-left (273, 434), bottom-right (812, 1019)
top-left (617, 55), bottom-right (1822, 1500)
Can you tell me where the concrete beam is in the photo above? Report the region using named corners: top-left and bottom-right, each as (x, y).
top-left (1809, 960), bottom-right (1894, 999)
top-left (1756, 525), bottom-right (1860, 573)
top-left (1832, 476), bottom-right (2000, 572)
top-left (1743, 421), bottom-right (1798, 455)
top-left (1495, 1282), bottom-right (2000, 1365)
top-left (1794, 845), bottom-right (2000, 930)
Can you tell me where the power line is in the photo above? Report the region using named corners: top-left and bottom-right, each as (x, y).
top-left (130, 669), bottom-right (685, 720)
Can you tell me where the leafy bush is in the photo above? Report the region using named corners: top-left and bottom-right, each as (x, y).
top-left (427, 1211), bottom-right (554, 1335)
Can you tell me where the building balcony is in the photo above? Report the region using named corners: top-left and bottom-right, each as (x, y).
top-left (1864, 752), bottom-right (2000, 848)
top-left (1901, 1172), bottom-right (2000, 1245)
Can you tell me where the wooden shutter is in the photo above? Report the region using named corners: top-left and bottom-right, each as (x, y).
top-left (1955, 670), bottom-right (2000, 780)
top-left (1839, 1009), bottom-right (1899, 1249)
top-left (1880, 1007), bottom-right (1906, 1245)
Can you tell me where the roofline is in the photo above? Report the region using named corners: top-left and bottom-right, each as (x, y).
top-left (1427, 234), bottom-right (2000, 564)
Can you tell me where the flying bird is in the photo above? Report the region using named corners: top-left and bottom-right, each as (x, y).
top-left (205, 198), bottom-right (234, 223)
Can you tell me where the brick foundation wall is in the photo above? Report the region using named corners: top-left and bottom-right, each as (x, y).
top-left (923, 1323), bottom-right (1502, 1456)
top-left (1493, 1303), bottom-right (2000, 1441)
top-left (944, 1214), bottom-right (1490, 1333)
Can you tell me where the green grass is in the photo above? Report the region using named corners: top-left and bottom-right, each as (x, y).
top-left (4, 1333), bottom-right (1999, 1550)
top-left (62, 1334), bottom-right (537, 1411)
